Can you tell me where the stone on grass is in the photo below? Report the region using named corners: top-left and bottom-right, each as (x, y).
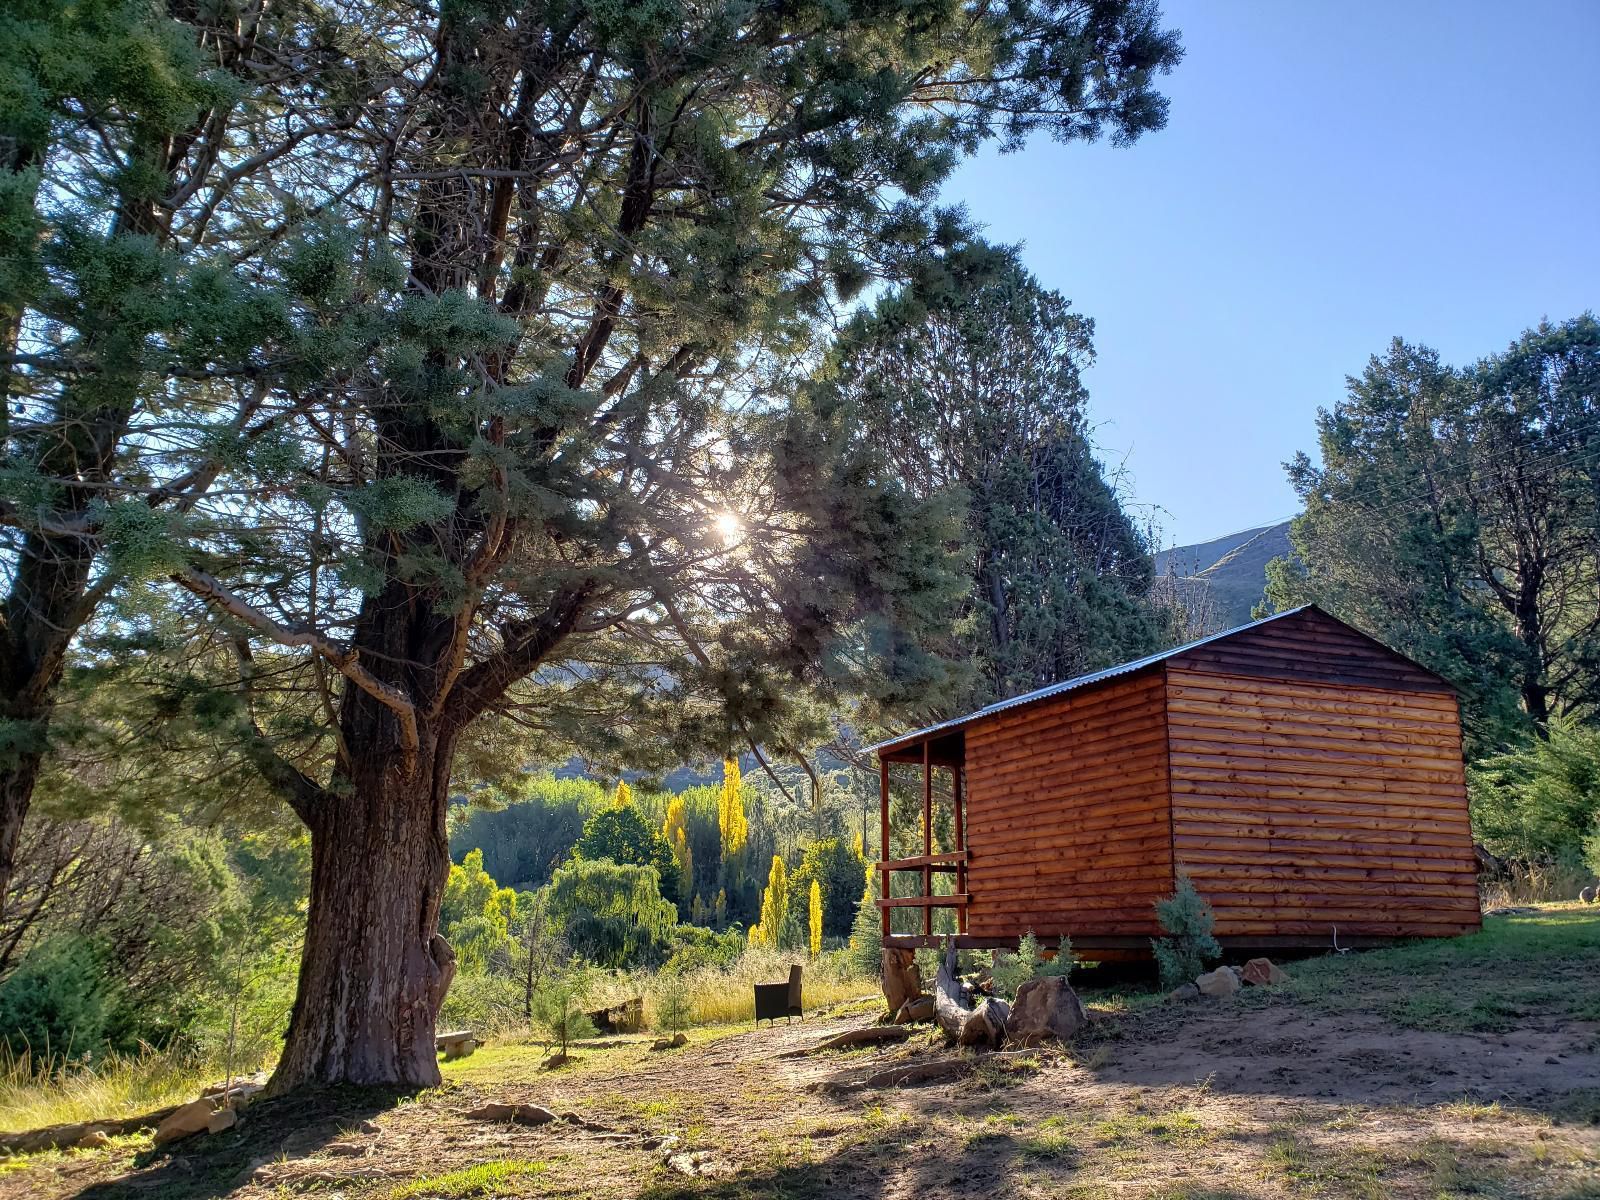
top-left (893, 995), bottom-right (935, 1025)
top-left (1241, 957), bottom-right (1290, 986)
top-left (153, 1098), bottom-right (217, 1146)
top-left (650, 1032), bottom-right (689, 1051)
top-left (1168, 982), bottom-right (1200, 1003)
top-left (207, 1108), bottom-right (238, 1135)
top-left (1004, 976), bottom-right (1087, 1045)
top-left (1195, 967), bottom-right (1241, 998)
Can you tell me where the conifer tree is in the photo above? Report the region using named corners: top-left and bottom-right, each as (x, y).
top-left (9, 0), bottom-right (1182, 1090)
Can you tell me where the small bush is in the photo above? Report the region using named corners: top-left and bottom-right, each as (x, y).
top-left (439, 971), bottom-right (528, 1038)
top-left (0, 936), bottom-right (116, 1062)
top-left (530, 967), bottom-right (598, 1056)
top-left (1151, 874), bottom-right (1221, 990)
top-left (991, 931), bottom-right (1074, 998)
top-left (651, 974), bottom-right (693, 1033)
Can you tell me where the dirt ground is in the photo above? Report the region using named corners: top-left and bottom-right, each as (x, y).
top-left (5, 912), bottom-right (1600, 1200)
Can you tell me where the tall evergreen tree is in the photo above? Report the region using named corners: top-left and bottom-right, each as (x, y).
top-left (1266, 317), bottom-right (1600, 751)
top-left (0, 0), bottom-right (385, 912)
top-left (12, 0), bottom-right (1181, 1088)
top-left (831, 250), bottom-right (1172, 708)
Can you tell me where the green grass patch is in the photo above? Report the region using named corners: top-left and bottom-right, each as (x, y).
top-left (1093, 1108), bottom-right (1210, 1150)
top-left (388, 1159), bottom-right (548, 1198)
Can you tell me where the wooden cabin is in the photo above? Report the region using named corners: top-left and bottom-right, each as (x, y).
top-left (871, 606), bottom-right (1481, 958)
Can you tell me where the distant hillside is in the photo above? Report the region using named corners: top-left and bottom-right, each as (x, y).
top-left (1153, 519), bottom-right (1294, 630)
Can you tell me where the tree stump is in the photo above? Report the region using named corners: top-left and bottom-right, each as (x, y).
top-left (881, 946), bottom-right (921, 1014)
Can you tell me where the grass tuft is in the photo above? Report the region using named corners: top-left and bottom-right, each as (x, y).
top-left (387, 1159), bottom-right (548, 1198)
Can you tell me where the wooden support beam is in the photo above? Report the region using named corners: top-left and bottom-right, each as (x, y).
top-left (876, 852), bottom-right (967, 871)
top-left (953, 765), bottom-right (967, 934)
top-left (876, 895), bottom-right (970, 909)
top-left (878, 757), bottom-right (890, 938)
top-left (922, 743), bottom-right (932, 938)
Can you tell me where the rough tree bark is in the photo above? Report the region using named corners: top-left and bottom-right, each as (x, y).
top-left (268, 710), bottom-right (458, 1091)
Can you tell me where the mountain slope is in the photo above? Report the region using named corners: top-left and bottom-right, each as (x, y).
top-left (1154, 519), bottom-right (1293, 629)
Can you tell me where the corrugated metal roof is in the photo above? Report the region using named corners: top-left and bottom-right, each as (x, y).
top-left (868, 605), bottom-right (1314, 755)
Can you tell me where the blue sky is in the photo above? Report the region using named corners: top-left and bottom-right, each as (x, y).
top-left (943, 0), bottom-right (1599, 549)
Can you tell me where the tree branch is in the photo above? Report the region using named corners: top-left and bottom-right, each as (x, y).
top-left (174, 566), bottom-right (420, 760)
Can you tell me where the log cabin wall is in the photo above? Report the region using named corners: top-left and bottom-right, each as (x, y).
top-left (1164, 609), bottom-right (1481, 941)
top-left (963, 669), bottom-right (1173, 944)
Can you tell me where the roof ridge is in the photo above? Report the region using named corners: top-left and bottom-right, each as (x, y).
top-left (867, 605), bottom-right (1313, 754)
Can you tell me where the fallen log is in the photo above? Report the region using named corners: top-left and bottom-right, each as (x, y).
top-left (776, 1026), bottom-right (911, 1058)
top-left (0, 1105), bottom-right (183, 1155)
top-left (957, 997), bottom-right (1010, 1049)
top-left (934, 941), bottom-right (1008, 1049)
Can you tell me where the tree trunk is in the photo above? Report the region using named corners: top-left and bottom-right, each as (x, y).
top-left (268, 724), bottom-right (457, 1093)
top-left (0, 535), bottom-right (96, 917)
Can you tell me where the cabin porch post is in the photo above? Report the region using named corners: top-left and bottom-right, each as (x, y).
top-left (921, 742), bottom-right (933, 938)
top-left (878, 757), bottom-right (890, 938)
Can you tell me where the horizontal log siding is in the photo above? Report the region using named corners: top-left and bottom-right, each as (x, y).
top-left (1165, 666), bottom-right (1480, 939)
top-left (1171, 606), bottom-right (1454, 693)
top-left (964, 670), bottom-right (1172, 941)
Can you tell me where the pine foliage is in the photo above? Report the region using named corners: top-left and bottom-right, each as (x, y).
top-left (1151, 875), bottom-right (1222, 991)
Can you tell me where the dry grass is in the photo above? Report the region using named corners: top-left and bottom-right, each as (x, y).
top-left (604, 948), bottom-right (878, 1030)
top-left (0, 1045), bottom-right (217, 1134)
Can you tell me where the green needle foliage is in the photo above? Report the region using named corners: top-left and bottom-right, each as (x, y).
top-left (5, 0), bottom-right (1183, 1087)
top-left (1152, 874), bottom-right (1221, 991)
top-left (1266, 316), bottom-right (1600, 753)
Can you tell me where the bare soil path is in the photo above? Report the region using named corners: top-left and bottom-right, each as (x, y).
top-left (4, 909), bottom-right (1599, 1200)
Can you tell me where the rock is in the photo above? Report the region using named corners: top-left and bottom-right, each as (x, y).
top-left (1168, 982), bottom-right (1200, 1003)
top-left (207, 1108), bottom-right (238, 1135)
top-left (74, 1128), bottom-right (112, 1150)
top-left (1195, 967), bottom-right (1241, 998)
top-left (1581, 886), bottom-right (1597, 904)
top-left (464, 1102), bottom-right (557, 1125)
top-left (893, 995), bottom-right (935, 1025)
top-left (540, 1051), bottom-right (569, 1070)
top-left (1241, 957), bottom-right (1290, 986)
top-left (650, 1032), bottom-right (689, 1051)
top-left (153, 1098), bottom-right (217, 1146)
top-left (882, 947), bottom-right (921, 1015)
top-left (1004, 976), bottom-right (1087, 1045)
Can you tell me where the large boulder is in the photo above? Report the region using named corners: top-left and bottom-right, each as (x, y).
top-left (153, 1098), bottom-right (217, 1146)
top-left (1195, 967), bottom-right (1240, 998)
top-left (1004, 976), bottom-right (1087, 1046)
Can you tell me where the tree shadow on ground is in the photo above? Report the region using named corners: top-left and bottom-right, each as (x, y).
top-left (69, 1086), bottom-right (415, 1200)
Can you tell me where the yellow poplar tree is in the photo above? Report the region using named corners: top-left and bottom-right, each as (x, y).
top-left (611, 780), bottom-right (633, 808)
top-left (662, 796), bottom-right (693, 902)
top-left (753, 854), bottom-right (788, 948)
top-left (718, 758), bottom-right (748, 856)
top-left (808, 879), bottom-right (823, 957)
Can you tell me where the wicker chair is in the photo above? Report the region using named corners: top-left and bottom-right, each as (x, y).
top-left (754, 964), bottom-right (803, 1025)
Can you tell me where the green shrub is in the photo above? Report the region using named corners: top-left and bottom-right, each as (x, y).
top-left (990, 931), bottom-right (1074, 998)
top-left (530, 967), bottom-right (598, 1056)
top-left (0, 936), bottom-right (116, 1062)
top-left (439, 971), bottom-right (527, 1038)
top-left (1152, 874), bottom-right (1222, 990)
top-left (652, 974), bottom-right (693, 1033)
top-left (1470, 720), bottom-right (1600, 869)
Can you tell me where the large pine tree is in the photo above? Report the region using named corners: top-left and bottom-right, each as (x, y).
top-left (829, 249), bottom-right (1172, 708)
top-left (7, 0), bottom-right (1182, 1089)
